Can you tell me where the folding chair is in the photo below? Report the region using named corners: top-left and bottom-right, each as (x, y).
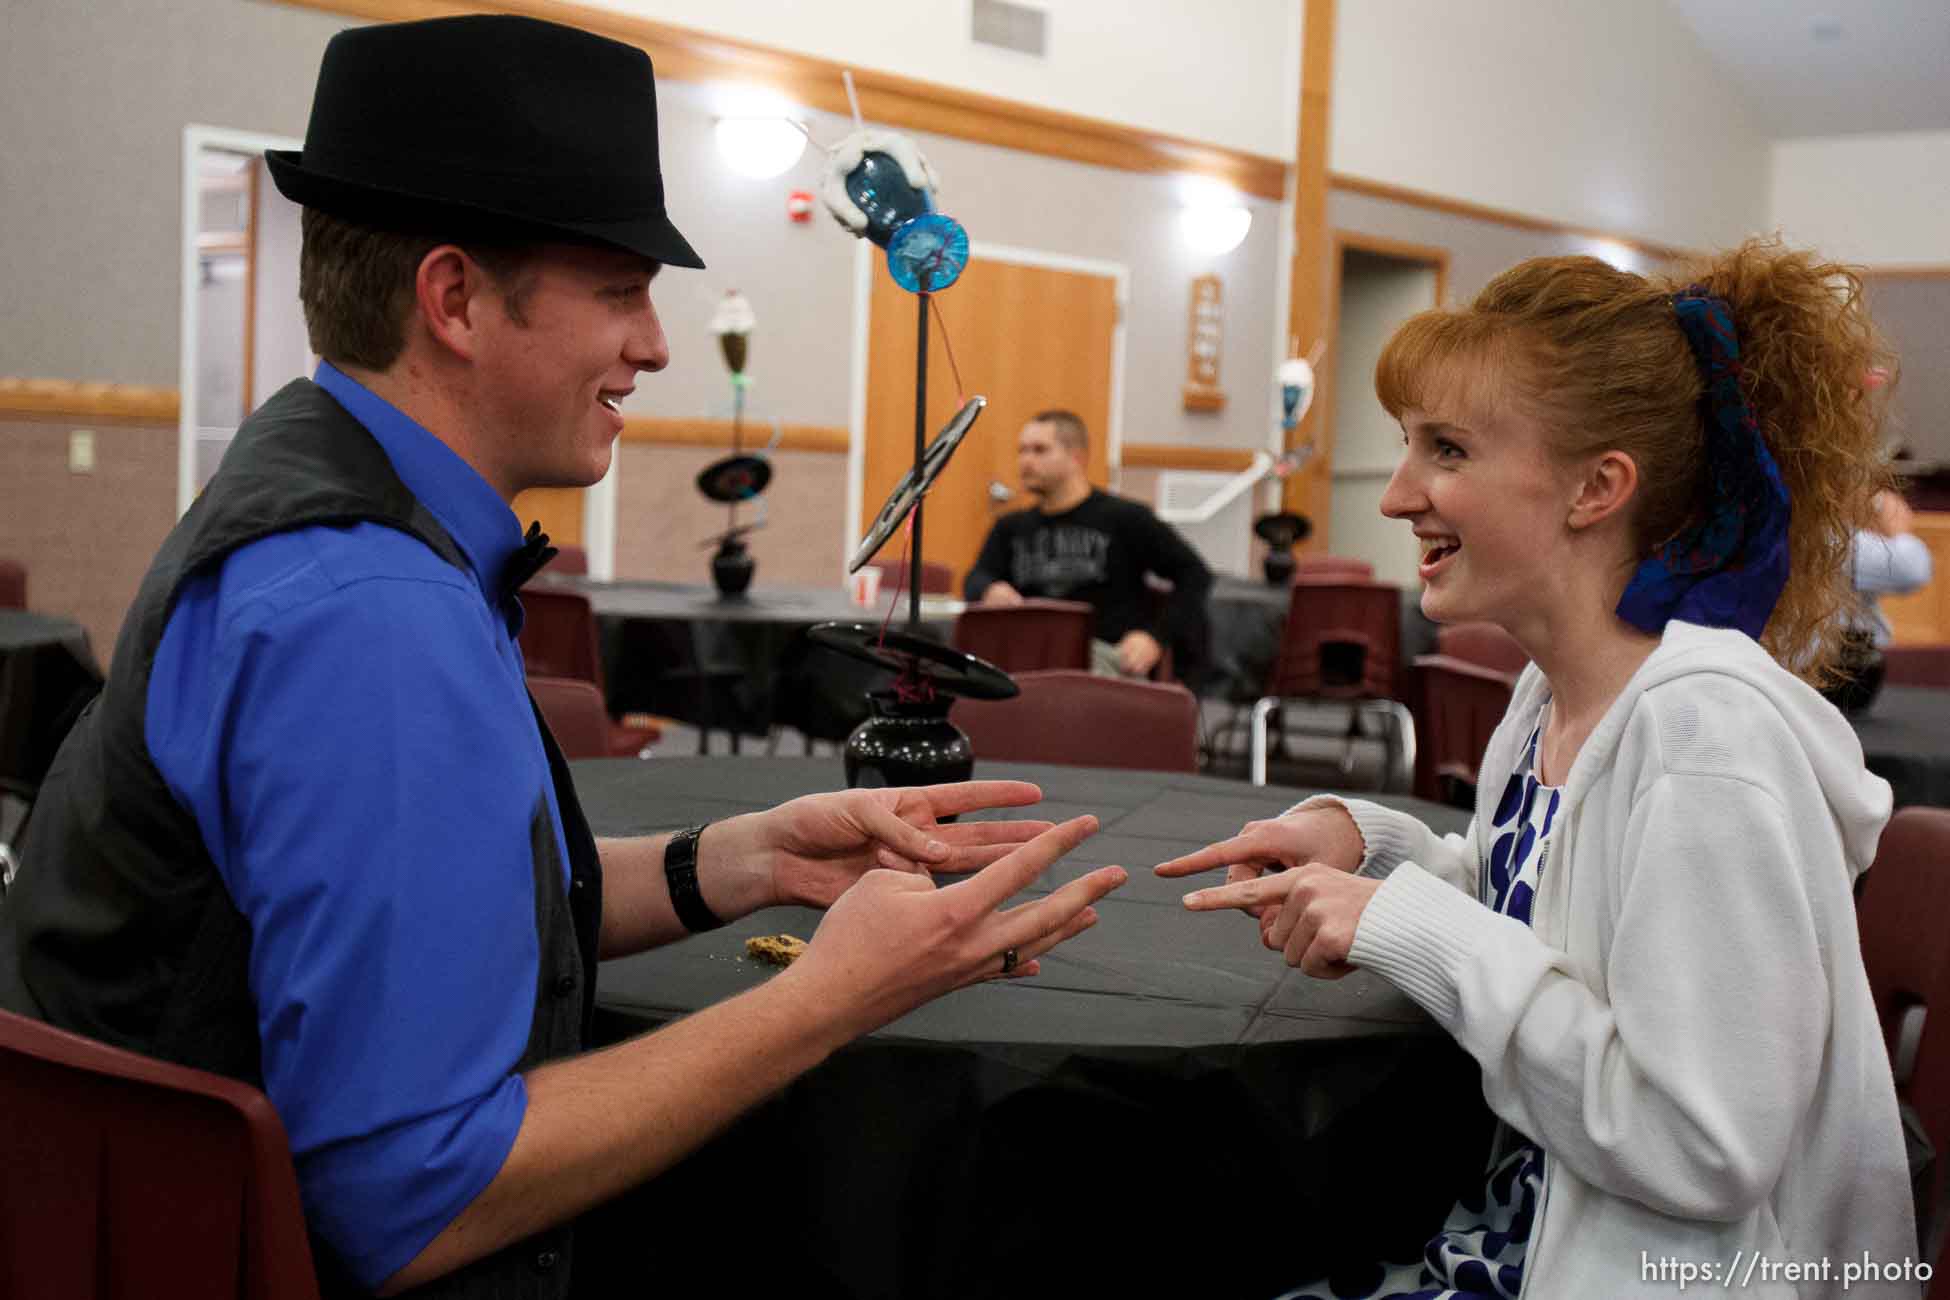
top-left (1411, 654), bottom-right (1518, 809)
top-left (870, 557), bottom-right (955, 596)
top-left (1249, 578), bottom-right (1415, 790)
top-left (1884, 644), bottom-right (1950, 689)
top-left (952, 670), bottom-right (1200, 773)
top-left (1857, 807), bottom-right (1950, 1266)
top-left (952, 600), bottom-right (1094, 675)
top-left (518, 588), bottom-right (659, 757)
top-left (0, 1009), bottom-right (321, 1299)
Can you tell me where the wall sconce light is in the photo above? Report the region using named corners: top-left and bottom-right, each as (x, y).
top-left (714, 116), bottom-right (808, 179)
top-left (1177, 177), bottom-right (1251, 257)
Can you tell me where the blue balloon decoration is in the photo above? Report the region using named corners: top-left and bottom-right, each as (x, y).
top-left (843, 151), bottom-right (932, 248)
top-left (886, 212), bottom-right (969, 293)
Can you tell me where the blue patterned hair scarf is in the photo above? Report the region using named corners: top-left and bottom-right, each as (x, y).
top-left (1614, 289), bottom-right (1791, 640)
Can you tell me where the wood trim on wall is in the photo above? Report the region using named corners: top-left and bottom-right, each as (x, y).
top-left (274, 0), bottom-right (1289, 200)
top-left (1120, 443), bottom-right (1258, 473)
top-left (1334, 229), bottom-right (1450, 304)
top-left (619, 417), bottom-right (848, 454)
top-left (1283, 0), bottom-right (1336, 541)
top-left (1861, 266), bottom-right (1950, 281)
top-left (1329, 171), bottom-right (1697, 263)
top-left (0, 379), bottom-right (181, 424)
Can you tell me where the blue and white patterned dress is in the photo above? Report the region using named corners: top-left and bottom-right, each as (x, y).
top-left (1281, 708), bottom-right (1560, 1300)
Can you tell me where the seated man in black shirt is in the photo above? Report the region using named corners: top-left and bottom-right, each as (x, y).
top-left (966, 410), bottom-right (1212, 681)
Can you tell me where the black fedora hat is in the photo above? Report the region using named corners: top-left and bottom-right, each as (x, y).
top-left (267, 15), bottom-right (703, 269)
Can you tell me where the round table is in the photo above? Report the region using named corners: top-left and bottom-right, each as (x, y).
top-left (575, 757), bottom-right (1491, 1300)
top-left (1853, 683), bottom-right (1950, 810)
top-left (534, 576), bottom-right (962, 750)
top-left (0, 611), bottom-right (101, 794)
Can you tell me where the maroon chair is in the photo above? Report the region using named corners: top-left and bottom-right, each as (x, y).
top-left (1435, 621), bottom-right (1530, 676)
top-left (952, 600), bottom-right (1094, 675)
top-left (528, 674), bottom-right (622, 761)
top-left (1885, 644), bottom-right (1950, 689)
top-left (870, 557), bottom-right (954, 596)
top-left (1411, 654), bottom-right (1518, 808)
top-left (0, 1009), bottom-right (321, 1300)
top-left (1250, 578), bottom-right (1414, 789)
top-left (1290, 555), bottom-right (1374, 581)
top-left (953, 670), bottom-right (1199, 773)
top-left (517, 588), bottom-right (659, 756)
top-left (0, 558), bottom-right (24, 610)
top-left (1857, 808), bottom-right (1950, 1266)
top-left (544, 543), bottom-right (589, 576)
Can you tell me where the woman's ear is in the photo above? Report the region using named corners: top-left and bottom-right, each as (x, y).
top-left (1567, 450), bottom-right (1639, 532)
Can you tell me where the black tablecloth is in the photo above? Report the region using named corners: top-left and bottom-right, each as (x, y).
top-left (575, 758), bottom-right (1491, 1300)
top-left (0, 611), bottom-right (101, 793)
top-left (540, 576), bottom-right (960, 745)
top-left (1855, 684), bottom-right (1950, 810)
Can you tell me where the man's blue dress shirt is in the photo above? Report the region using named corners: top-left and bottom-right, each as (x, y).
top-left (148, 363), bottom-right (573, 1288)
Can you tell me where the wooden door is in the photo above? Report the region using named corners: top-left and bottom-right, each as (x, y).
top-left (861, 255), bottom-right (1118, 586)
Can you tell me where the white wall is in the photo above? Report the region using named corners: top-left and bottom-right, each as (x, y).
top-left (600, 0), bottom-right (1299, 160)
top-left (1333, 0), bottom-right (1770, 252)
top-left (1770, 131), bottom-right (1950, 266)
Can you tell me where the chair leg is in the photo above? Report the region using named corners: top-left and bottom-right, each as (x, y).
top-left (1249, 697), bottom-right (1280, 786)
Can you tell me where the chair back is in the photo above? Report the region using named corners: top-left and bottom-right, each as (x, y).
top-left (0, 1009), bottom-right (321, 1300)
top-left (953, 670), bottom-right (1199, 772)
top-left (1411, 654), bottom-right (1517, 808)
top-left (1884, 643), bottom-right (1950, 688)
top-left (528, 674), bottom-right (615, 761)
top-left (952, 600), bottom-right (1094, 674)
top-left (1435, 622), bottom-right (1529, 676)
top-left (1857, 806), bottom-right (1950, 1249)
top-left (870, 557), bottom-right (954, 596)
top-left (1264, 579), bottom-right (1403, 702)
top-left (518, 588), bottom-right (605, 688)
top-left (1290, 555), bottom-right (1374, 581)
top-left (545, 544), bottom-right (589, 576)
top-left (0, 558), bottom-right (24, 609)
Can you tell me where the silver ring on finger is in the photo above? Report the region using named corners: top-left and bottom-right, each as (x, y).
top-left (999, 947), bottom-right (1020, 975)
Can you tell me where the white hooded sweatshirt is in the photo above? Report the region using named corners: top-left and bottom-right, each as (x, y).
top-left (1314, 621), bottom-right (1916, 1298)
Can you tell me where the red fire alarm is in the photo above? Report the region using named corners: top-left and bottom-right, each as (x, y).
top-left (787, 189), bottom-right (814, 223)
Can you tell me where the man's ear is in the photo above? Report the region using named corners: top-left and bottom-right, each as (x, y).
top-left (1567, 449), bottom-right (1639, 532)
top-left (413, 246), bottom-right (490, 363)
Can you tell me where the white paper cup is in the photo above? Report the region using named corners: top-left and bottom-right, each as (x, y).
top-left (850, 566), bottom-right (883, 608)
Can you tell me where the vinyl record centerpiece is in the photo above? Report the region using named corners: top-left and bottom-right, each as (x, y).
top-left (1253, 511), bottom-right (1313, 585)
top-left (697, 454), bottom-right (771, 597)
top-left (805, 623), bottom-right (1016, 788)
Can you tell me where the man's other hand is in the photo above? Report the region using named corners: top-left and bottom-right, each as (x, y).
top-left (980, 582), bottom-right (1025, 607)
top-left (1115, 630), bottom-right (1163, 677)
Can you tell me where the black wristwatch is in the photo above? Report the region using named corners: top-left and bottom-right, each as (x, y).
top-left (664, 823), bottom-right (725, 933)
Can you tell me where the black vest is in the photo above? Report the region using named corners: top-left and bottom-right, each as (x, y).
top-left (0, 380), bottom-right (604, 1299)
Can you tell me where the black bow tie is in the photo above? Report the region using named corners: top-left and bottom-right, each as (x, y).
top-left (501, 520), bottom-right (558, 603)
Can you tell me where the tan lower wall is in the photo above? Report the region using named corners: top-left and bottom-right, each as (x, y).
top-left (0, 418), bottom-right (177, 659)
top-left (612, 443), bottom-right (851, 590)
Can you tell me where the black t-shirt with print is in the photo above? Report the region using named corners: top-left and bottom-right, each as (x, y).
top-left (964, 490), bottom-right (1212, 671)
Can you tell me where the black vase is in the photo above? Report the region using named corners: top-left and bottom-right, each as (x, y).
top-left (710, 538), bottom-right (755, 598)
top-left (1262, 548), bottom-right (1296, 586)
top-left (843, 691), bottom-right (973, 789)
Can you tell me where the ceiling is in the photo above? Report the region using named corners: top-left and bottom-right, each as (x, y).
top-left (1666, 0), bottom-right (1950, 137)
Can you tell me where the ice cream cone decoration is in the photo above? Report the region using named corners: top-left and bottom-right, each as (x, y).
top-left (711, 290), bottom-right (756, 379)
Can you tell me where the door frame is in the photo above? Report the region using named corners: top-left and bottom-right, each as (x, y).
top-left (178, 124), bottom-right (301, 517)
top-left (843, 241), bottom-right (1130, 575)
top-left (1315, 229), bottom-right (1449, 550)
